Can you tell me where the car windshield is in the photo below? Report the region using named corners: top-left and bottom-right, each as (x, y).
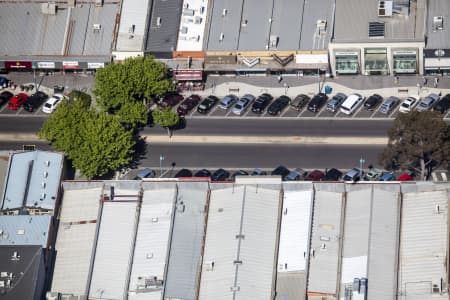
top-left (44, 103), bottom-right (52, 108)
top-left (401, 102), bottom-right (409, 108)
top-left (235, 104), bottom-right (242, 109)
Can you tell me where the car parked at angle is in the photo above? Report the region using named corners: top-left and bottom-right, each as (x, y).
top-left (8, 93), bottom-right (28, 110)
top-left (434, 94), bottom-right (450, 114)
top-left (416, 93), bottom-right (439, 112)
top-left (251, 168), bottom-right (267, 176)
top-left (232, 170), bottom-right (249, 180)
top-left (197, 95), bottom-right (219, 114)
top-left (322, 168), bottom-right (343, 181)
top-left (211, 168), bottom-right (230, 181)
top-left (290, 94), bottom-right (310, 111)
top-left (194, 169), bottom-right (211, 178)
top-left (232, 94), bottom-right (255, 115)
top-left (251, 93), bottom-right (273, 114)
top-left (343, 167), bottom-right (363, 181)
top-left (219, 94), bottom-right (238, 109)
top-left (42, 94), bottom-right (65, 113)
top-left (0, 76), bottom-right (9, 89)
top-left (379, 172), bottom-right (395, 181)
top-left (267, 95), bottom-right (290, 115)
top-left (305, 170), bottom-right (325, 181)
top-left (134, 168), bottom-right (156, 180)
top-left (271, 165), bottom-right (290, 180)
top-left (159, 92), bottom-right (183, 108)
top-left (432, 94), bottom-right (450, 114)
top-left (326, 93), bottom-right (347, 113)
top-left (399, 96), bottom-right (419, 113)
top-left (340, 93), bottom-right (364, 115)
top-left (364, 168), bottom-right (382, 181)
top-left (174, 168), bottom-right (193, 178)
top-left (177, 95), bottom-right (200, 115)
top-left (23, 91), bottom-right (48, 112)
top-left (0, 91), bottom-right (13, 107)
top-left (307, 93), bottom-right (328, 113)
top-left (285, 168), bottom-right (307, 181)
top-left (364, 94), bottom-right (383, 111)
top-left (379, 96), bottom-right (400, 114)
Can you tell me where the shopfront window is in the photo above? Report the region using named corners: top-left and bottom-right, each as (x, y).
top-left (393, 50), bottom-right (417, 74)
top-left (364, 48), bottom-right (388, 75)
top-left (335, 52), bottom-right (359, 74)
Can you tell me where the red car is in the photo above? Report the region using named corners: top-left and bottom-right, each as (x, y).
top-left (177, 95), bottom-right (201, 115)
top-left (8, 93), bottom-right (28, 110)
top-left (159, 92), bottom-right (183, 108)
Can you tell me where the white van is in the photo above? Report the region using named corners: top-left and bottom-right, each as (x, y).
top-left (340, 93), bottom-right (364, 115)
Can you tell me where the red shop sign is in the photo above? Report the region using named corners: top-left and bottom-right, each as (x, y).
top-left (5, 61), bottom-right (32, 69)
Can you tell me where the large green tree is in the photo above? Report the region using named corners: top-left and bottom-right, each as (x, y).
top-left (152, 108), bottom-right (180, 137)
top-left (93, 56), bottom-right (174, 126)
top-left (380, 110), bottom-right (450, 180)
top-left (39, 91), bottom-right (135, 178)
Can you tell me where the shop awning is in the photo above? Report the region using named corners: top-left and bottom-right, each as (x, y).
top-left (425, 58), bottom-right (450, 68)
top-left (174, 69), bottom-right (203, 81)
top-left (295, 54), bottom-right (328, 69)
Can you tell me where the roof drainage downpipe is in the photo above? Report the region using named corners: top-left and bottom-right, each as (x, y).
top-left (61, 7), bottom-right (72, 55)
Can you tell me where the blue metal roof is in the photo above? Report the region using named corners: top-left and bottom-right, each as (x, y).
top-left (0, 215), bottom-right (52, 248)
top-left (1, 151), bottom-right (64, 211)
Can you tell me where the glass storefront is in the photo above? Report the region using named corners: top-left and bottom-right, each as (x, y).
top-left (393, 50), bottom-right (417, 74)
top-left (335, 51), bottom-right (359, 74)
top-left (364, 48), bottom-right (389, 75)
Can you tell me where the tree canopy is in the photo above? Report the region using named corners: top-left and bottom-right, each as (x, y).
top-left (152, 108), bottom-right (180, 137)
top-left (93, 56), bottom-right (174, 126)
top-left (39, 91), bottom-right (135, 178)
top-left (380, 110), bottom-right (450, 180)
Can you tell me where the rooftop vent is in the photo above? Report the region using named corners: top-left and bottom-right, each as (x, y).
top-left (269, 35), bottom-right (279, 48)
top-left (316, 20), bottom-right (327, 33)
top-left (222, 9), bottom-right (227, 17)
top-left (433, 16), bottom-right (444, 31)
top-left (43, 171), bottom-right (48, 178)
top-left (41, 3), bottom-right (56, 15)
top-left (44, 160), bottom-right (50, 167)
top-left (93, 23), bottom-right (101, 32)
top-left (219, 33), bottom-right (224, 42)
top-left (11, 251), bottom-right (20, 261)
top-left (241, 19), bottom-right (248, 27)
top-left (378, 0), bottom-right (393, 17)
top-left (156, 17), bottom-right (162, 27)
top-left (369, 22), bottom-right (385, 38)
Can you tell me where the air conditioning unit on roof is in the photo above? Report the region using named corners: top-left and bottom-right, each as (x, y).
top-left (378, 0), bottom-right (393, 17)
top-left (41, 3), bottom-right (57, 15)
top-left (433, 16), bottom-right (444, 31)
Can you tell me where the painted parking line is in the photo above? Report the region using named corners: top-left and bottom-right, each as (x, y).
top-left (351, 104), bottom-right (366, 118)
top-left (296, 110), bottom-right (304, 118)
top-left (389, 105), bottom-right (401, 118)
top-left (443, 110), bottom-right (450, 119)
top-left (369, 109), bottom-right (379, 118)
top-left (280, 108), bottom-right (289, 117)
top-left (0, 105), bottom-right (7, 113)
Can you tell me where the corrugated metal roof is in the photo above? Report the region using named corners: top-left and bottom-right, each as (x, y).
top-left (89, 201), bottom-right (139, 300)
top-left (269, 0), bottom-right (304, 51)
top-left (2, 151), bottom-right (63, 211)
top-left (115, 0), bottom-right (152, 51)
top-left (425, 0), bottom-right (450, 49)
top-left (162, 181), bottom-right (208, 300)
top-left (300, 0), bottom-right (333, 50)
top-left (307, 188), bottom-right (344, 295)
top-left (205, 0), bottom-right (243, 51)
top-left (333, 0), bottom-right (425, 43)
top-left (237, 0), bottom-right (273, 51)
top-left (0, 215), bottom-right (51, 248)
top-left (397, 189), bottom-right (449, 300)
top-left (128, 183), bottom-right (176, 300)
top-left (145, 0), bottom-right (183, 52)
top-left (51, 184), bottom-right (102, 297)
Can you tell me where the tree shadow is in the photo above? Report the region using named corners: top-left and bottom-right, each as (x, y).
top-left (129, 135), bottom-right (148, 168)
top-left (168, 116), bottom-right (187, 131)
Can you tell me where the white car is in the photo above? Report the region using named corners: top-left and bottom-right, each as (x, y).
top-left (42, 94), bottom-right (65, 113)
top-left (340, 93), bottom-right (364, 115)
top-left (399, 96), bottom-right (419, 113)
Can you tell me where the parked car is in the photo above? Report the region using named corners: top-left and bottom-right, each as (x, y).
top-left (267, 96), bottom-right (290, 115)
top-left (251, 93), bottom-right (273, 114)
top-left (290, 94), bottom-right (310, 111)
top-left (8, 93), bottom-right (28, 110)
top-left (364, 94), bottom-right (383, 111)
top-left (197, 95), bottom-right (219, 114)
top-left (194, 169), bottom-right (211, 178)
top-left (251, 168), bottom-right (267, 176)
top-left (340, 93), bottom-right (364, 115)
top-left (0, 91), bottom-right (13, 106)
top-left (433, 94), bottom-right (450, 114)
top-left (42, 94), bottom-right (64, 113)
top-left (0, 76), bottom-right (9, 89)
top-left (219, 94), bottom-right (238, 109)
top-left (379, 96), bottom-right (400, 114)
top-left (177, 95), bottom-right (200, 115)
top-left (232, 170), bottom-right (249, 180)
top-left (159, 92), bottom-right (183, 108)
top-left (399, 96), bottom-right (419, 113)
top-left (416, 93), bottom-right (439, 112)
top-left (305, 170), bottom-right (325, 181)
top-left (364, 168), bottom-right (382, 181)
top-left (23, 91), bottom-right (48, 112)
top-left (271, 165), bottom-right (290, 180)
top-left (326, 93), bottom-right (347, 113)
top-left (232, 94), bottom-right (255, 115)
top-left (211, 168), bottom-right (230, 181)
top-left (398, 173), bottom-right (414, 181)
top-left (323, 168), bottom-right (343, 181)
top-left (307, 93), bottom-right (328, 113)
top-left (174, 169), bottom-right (193, 178)
top-left (379, 172), bottom-right (395, 181)
top-left (134, 168), bottom-right (156, 180)
top-left (343, 168), bottom-right (363, 181)
top-left (285, 168), bottom-right (307, 181)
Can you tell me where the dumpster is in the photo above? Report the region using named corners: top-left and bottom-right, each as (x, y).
top-left (324, 85), bottom-right (332, 95)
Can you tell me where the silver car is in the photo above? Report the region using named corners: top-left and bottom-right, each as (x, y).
top-left (379, 96), bottom-right (400, 114)
top-left (219, 94), bottom-right (238, 109)
top-left (416, 93), bottom-right (440, 112)
top-left (326, 93), bottom-right (347, 112)
top-left (232, 94), bottom-right (255, 115)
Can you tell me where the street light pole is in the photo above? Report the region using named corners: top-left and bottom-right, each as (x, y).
top-left (359, 157), bottom-right (365, 180)
top-left (159, 154), bottom-right (165, 178)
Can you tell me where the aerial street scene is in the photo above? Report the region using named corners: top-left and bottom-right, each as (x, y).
top-left (0, 0), bottom-right (449, 299)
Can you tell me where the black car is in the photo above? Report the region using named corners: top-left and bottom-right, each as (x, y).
top-left (290, 94), bottom-right (310, 111)
top-left (251, 93), bottom-right (273, 114)
top-left (197, 96), bottom-right (219, 114)
top-left (364, 94), bottom-right (383, 111)
top-left (211, 168), bottom-right (230, 181)
top-left (194, 169), bottom-right (211, 178)
top-left (267, 96), bottom-right (291, 115)
top-left (271, 165), bottom-right (290, 179)
top-left (0, 91), bottom-right (13, 106)
top-left (232, 170), bottom-right (249, 180)
top-left (323, 168), bottom-right (343, 181)
top-left (434, 94), bottom-right (450, 114)
top-left (23, 91), bottom-right (48, 112)
top-left (307, 93), bottom-right (328, 113)
top-left (174, 168), bottom-right (193, 178)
